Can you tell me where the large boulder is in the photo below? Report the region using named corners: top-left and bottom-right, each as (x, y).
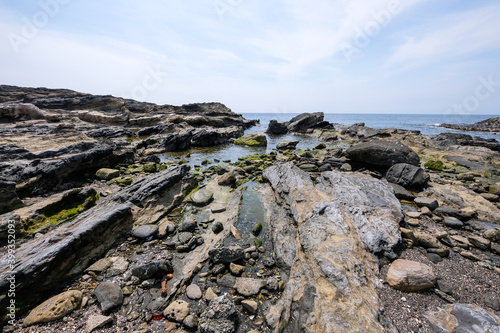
top-left (385, 163), bottom-right (427, 189)
top-left (266, 120), bottom-right (288, 135)
top-left (287, 112), bottom-right (324, 133)
top-left (386, 259), bottom-right (436, 291)
top-left (345, 140), bottom-right (420, 167)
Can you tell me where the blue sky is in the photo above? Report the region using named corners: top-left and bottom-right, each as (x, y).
top-left (1, 0), bottom-right (500, 114)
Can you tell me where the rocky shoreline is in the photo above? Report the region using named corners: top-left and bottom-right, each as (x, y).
top-left (440, 117), bottom-right (500, 133)
top-left (0, 86), bottom-right (499, 332)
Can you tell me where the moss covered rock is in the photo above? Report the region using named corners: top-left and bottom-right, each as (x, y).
top-left (424, 160), bottom-right (444, 171)
top-left (234, 134), bottom-right (267, 147)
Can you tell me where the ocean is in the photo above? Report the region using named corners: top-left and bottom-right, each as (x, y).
top-left (161, 113), bottom-right (499, 167)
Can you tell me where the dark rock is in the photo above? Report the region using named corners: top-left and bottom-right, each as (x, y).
top-left (426, 303), bottom-right (500, 332)
top-left (385, 163), bottom-right (427, 189)
top-left (140, 155), bottom-right (161, 164)
top-left (345, 140), bottom-right (420, 167)
top-left (86, 127), bottom-right (136, 139)
top-left (131, 260), bottom-right (172, 280)
top-left (218, 172), bottom-right (236, 186)
top-left (434, 206), bottom-right (468, 220)
top-left (177, 232), bottom-right (193, 245)
top-left (179, 220), bottom-right (197, 232)
top-left (209, 245), bottom-right (244, 264)
top-left (323, 158), bottom-right (348, 169)
top-left (389, 183), bottom-right (415, 201)
top-left (266, 120), bottom-right (288, 135)
top-left (276, 140), bottom-right (299, 150)
top-left (441, 117), bottom-right (500, 132)
top-left (444, 155), bottom-right (486, 171)
top-left (426, 253), bottom-right (443, 263)
top-left (95, 282), bottom-right (124, 314)
top-left (0, 144), bottom-right (36, 161)
top-left (414, 197), bottom-right (439, 210)
top-left (132, 225), bottom-right (159, 239)
top-left (212, 222), bottom-right (224, 234)
top-left (217, 274), bottom-right (236, 288)
top-left (0, 180), bottom-right (23, 214)
top-left (443, 216), bottom-right (464, 228)
top-left (287, 112), bottom-right (324, 133)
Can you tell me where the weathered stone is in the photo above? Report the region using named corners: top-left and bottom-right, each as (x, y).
top-left (95, 282), bottom-right (123, 314)
top-left (426, 303), bottom-right (500, 333)
top-left (241, 300), bottom-right (258, 314)
top-left (414, 197), bottom-right (439, 210)
top-left (106, 257), bottom-right (129, 277)
top-left (345, 140), bottom-right (420, 167)
top-left (217, 274), bottom-right (236, 289)
top-left (191, 189), bottom-right (213, 206)
top-left (23, 290), bottom-right (82, 326)
top-left (132, 260), bottom-right (172, 280)
top-left (164, 300), bottom-right (190, 322)
top-left (186, 284), bottom-right (202, 300)
top-left (218, 172), bottom-right (237, 186)
top-left (386, 259), bottom-right (436, 291)
top-left (443, 216), bottom-right (464, 229)
top-left (204, 287), bottom-right (218, 302)
top-left (179, 219), bottom-right (197, 232)
top-left (483, 228), bottom-right (500, 242)
top-left (96, 168), bottom-right (120, 180)
top-left (234, 133), bottom-right (267, 147)
top-left (143, 162), bottom-right (157, 173)
top-left (199, 295), bottom-right (238, 333)
top-left (276, 140), bottom-right (299, 150)
top-left (234, 278), bottom-right (264, 296)
top-left (229, 263), bottom-right (245, 276)
top-left (183, 315), bottom-right (199, 330)
top-left (85, 314), bottom-right (113, 333)
top-left (86, 258), bottom-right (111, 273)
top-left (468, 236), bottom-right (490, 250)
top-left (209, 245), bottom-right (244, 264)
top-left (386, 163), bottom-right (426, 189)
top-left (413, 231), bottom-right (441, 249)
top-left (460, 251), bottom-right (481, 261)
top-left (132, 224), bottom-right (159, 239)
top-left (286, 112), bottom-right (324, 133)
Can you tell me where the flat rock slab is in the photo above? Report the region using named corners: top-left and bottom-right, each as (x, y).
top-left (132, 225), bottom-right (159, 239)
top-left (85, 314), bottom-right (113, 333)
top-left (386, 259), bottom-right (436, 291)
top-left (191, 189), bottom-right (213, 206)
top-left (23, 290), bottom-right (82, 326)
top-left (234, 278), bottom-right (264, 296)
top-left (95, 282), bottom-right (123, 314)
top-left (443, 216), bottom-right (464, 228)
top-left (414, 197), bottom-right (439, 210)
top-left (426, 303), bottom-right (500, 333)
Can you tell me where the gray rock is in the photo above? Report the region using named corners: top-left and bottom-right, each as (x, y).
top-left (183, 315), bottom-right (199, 329)
top-left (345, 140), bottom-right (420, 167)
top-left (106, 257), bottom-right (129, 277)
top-left (95, 282), bottom-right (124, 314)
top-left (0, 180), bottom-right (23, 214)
top-left (177, 232), bottom-right (193, 244)
top-left (199, 295), bottom-right (238, 333)
top-left (179, 219), bottom-right (197, 232)
top-left (389, 183), bottom-right (415, 201)
top-left (276, 140), bottom-right (299, 150)
top-left (468, 236), bottom-right (490, 250)
top-left (426, 303), bottom-right (500, 333)
top-left (218, 172), bottom-right (237, 186)
top-left (443, 216), bottom-right (464, 228)
top-left (386, 163), bottom-right (427, 189)
top-left (86, 258), bottom-right (111, 273)
top-left (191, 189), bottom-right (213, 206)
top-left (234, 278), bottom-right (264, 296)
top-left (186, 284), bottom-right (202, 300)
top-left (131, 260), bottom-right (172, 280)
top-left (85, 314), bottom-right (113, 333)
top-left (414, 197), bottom-right (439, 210)
top-left (132, 225), bottom-right (158, 239)
top-left (209, 245), bottom-right (244, 264)
top-left (287, 112), bottom-right (324, 133)
top-left (217, 274), bottom-right (236, 289)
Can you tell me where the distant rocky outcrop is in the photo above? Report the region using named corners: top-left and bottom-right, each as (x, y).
top-left (265, 112), bottom-right (325, 134)
top-left (441, 117), bottom-right (500, 132)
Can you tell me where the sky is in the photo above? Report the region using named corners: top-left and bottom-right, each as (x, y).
top-left (1, 0), bottom-right (500, 114)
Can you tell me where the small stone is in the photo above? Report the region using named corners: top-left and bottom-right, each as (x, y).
top-left (211, 205), bottom-right (226, 213)
top-left (132, 225), bottom-right (159, 239)
top-left (427, 248), bottom-right (450, 258)
top-left (205, 287), bottom-right (218, 302)
top-left (143, 162), bottom-right (157, 173)
top-left (209, 245), bottom-right (244, 264)
top-left (212, 222), bottom-right (224, 234)
top-left (179, 220), bottom-right (197, 232)
top-left (85, 315), bottom-right (113, 333)
top-left (96, 168), bottom-right (120, 180)
top-left (229, 263), bottom-right (246, 276)
top-left (186, 284), bottom-right (202, 300)
top-left (483, 228), bottom-right (500, 242)
top-left (86, 258), bottom-right (111, 273)
top-left (252, 223), bottom-right (263, 236)
top-left (468, 236), bottom-right (491, 250)
top-left (212, 264), bottom-right (226, 275)
top-left (95, 282), bottom-right (124, 314)
top-left (106, 257), bottom-right (129, 277)
top-left (263, 257), bottom-right (275, 268)
top-left (414, 197), bottom-right (439, 210)
top-left (234, 278), bottom-right (264, 296)
top-left (241, 300), bottom-right (258, 314)
top-left (420, 206), bottom-right (432, 216)
top-left (405, 211), bottom-right (421, 219)
top-left (484, 298), bottom-right (500, 311)
top-left (406, 218), bottom-right (420, 227)
top-left (413, 231), bottom-right (441, 249)
top-left (163, 300), bottom-right (190, 322)
top-left (386, 259), bottom-right (436, 291)
top-left (427, 253), bottom-right (443, 264)
top-left (183, 315), bottom-right (199, 329)
top-left (460, 250), bottom-right (481, 261)
top-left (23, 290), bottom-right (83, 326)
top-left (257, 246), bottom-right (266, 253)
top-left (400, 228), bottom-right (415, 240)
top-left (191, 189), bottom-right (213, 206)
top-left (217, 274), bottom-right (236, 289)
top-left (450, 235), bottom-right (472, 247)
top-left (158, 219), bottom-right (175, 238)
top-left (443, 216), bottom-right (464, 229)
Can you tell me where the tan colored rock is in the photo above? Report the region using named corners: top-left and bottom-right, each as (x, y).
top-left (204, 287), bottom-right (218, 302)
top-left (24, 290), bottom-right (82, 326)
top-left (229, 263), bottom-right (246, 276)
top-left (459, 251), bottom-right (481, 261)
top-left (163, 300), bottom-right (190, 322)
top-left (450, 235), bottom-right (472, 247)
top-left (386, 259), bottom-right (436, 291)
top-left (96, 168), bottom-right (120, 180)
top-left (85, 314), bottom-right (113, 333)
top-left (413, 231), bottom-right (441, 248)
top-left (468, 236), bottom-right (490, 250)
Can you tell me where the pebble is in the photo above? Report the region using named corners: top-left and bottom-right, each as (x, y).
top-left (241, 300), bottom-right (259, 314)
top-left (186, 284), bottom-right (202, 300)
top-left (229, 263), bottom-right (246, 276)
top-left (205, 287), bottom-right (218, 301)
top-left (212, 222), bottom-right (224, 234)
top-left (85, 315), bottom-right (113, 333)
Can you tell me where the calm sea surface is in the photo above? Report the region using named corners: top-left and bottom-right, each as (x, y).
top-left (162, 113), bottom-right (499, 166)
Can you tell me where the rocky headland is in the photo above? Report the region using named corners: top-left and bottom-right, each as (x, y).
top-left (441, 117), bottom-right (500, 133)
top-left (0, 87), bottom-right (499, 333)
